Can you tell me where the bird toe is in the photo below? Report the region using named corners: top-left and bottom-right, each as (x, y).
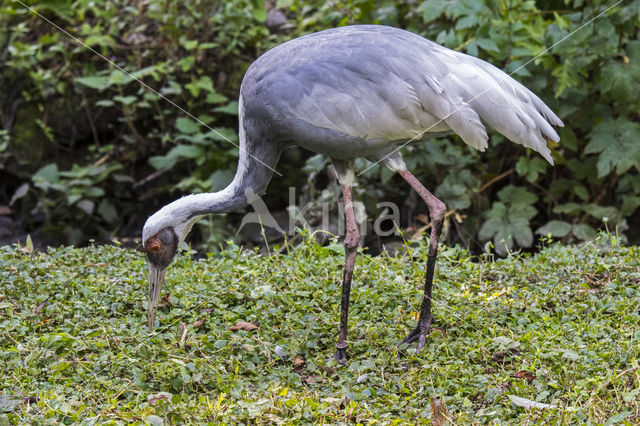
top-left (334, 348), bottom-right (348, 365)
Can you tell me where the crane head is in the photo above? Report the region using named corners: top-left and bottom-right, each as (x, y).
top-left (143, 226), bottom-right (178, 331)
top-left (142, 197), bottom-right (205, 331)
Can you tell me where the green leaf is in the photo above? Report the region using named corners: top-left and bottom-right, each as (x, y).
top-left (552, 58), bottom-right (580, 97)
top-left (494, 225), bottom-right (515, 256)
top-left (98, 200), bottom-right (118, 223)
top-left (498, 185), bottom-right (538, 207)
top-left (554, 203), bottom-right (581, 215)
top-left (508, 203), bottom-right (537, 221)
top-left (436, 170), bottom-right (477, 209)
top-left (75, 75), bottom-right (110, 90)
top-left (567, 158), bottom-right (599, 181)
top-left (206, 128), bottom-right (238, 143)
top-left (516, 157), bottom-right (547, 183)
top-left (209, 169), bottom-right (235, 192)
top-left (623, 388), bottom-right (640, 403)
top-left (85, 34), bottom-right (114, 48)
top-left (175, 117), bottom-right (200, 134)
top-left (621, 195), bottom-right (640, 217)
top-left (95, 99), bottom-right (115, 107)
top-left (183, 39), bottom-right (198, 50)
top-left (199, 42), bottom-right (218, 50)
top-left (480, 187), bottom-right (537, 254)
top-left (417, 0), bottom-right (447, 23)
top-left (145, 415), bottom-right (164, 426)
top-left (380, 167), bottom-right (395, 185)
top-left (536, 220), bottom-right (572, 237)
top-left (177, 56), bottom-right (195, 72)
top-left (251, 0), bottom-right (267, 21)
top-left (186, 76), bottom-right (216, 97)
top-left (149, 155), bottom-right (177, 171)
top-left (25, 234), bottom-right (34, 253)
top-left (585, 118), bottom-right (640, 177)
top-left (85, 187), bottom-right (105, 198)
top-left (475, 38), bottom-right (499, 53)
top-left (455, 15), bottom-right (477, 30)
top-left (600, 41), bottom-right (640, 104)
top-left (108, 70), bottom-right (135, 86)
top-left (571, 224), bottom-right (597, 241)
top-left (151, 143), bottom-right (204, 171)
top-left (206, 93), bottom-right (228, 104)
top-left (479, 217), bottom-right (503, 241)
top-left (168, 144), bottom-right (201, 160)
top-left (0, 396), bottom-right (22, 412)
top-left (77, 199), bottom-right (95, 215)
top-left (33, 164), bottom-right (60, 188)
top-left (511, 217), bottom-right (533, 247)
top-left (130, 66), bottom-right (157, 80)
top-left (584, 204), bottom-right (619, 223)
top-left (558, 127), bottom-right (578, 151)
top-left (67, 194), bottom-right (82, 205)
top-left (605, 412), bottom-right (630, 426)
top-left (600, 62), bottom-right (635, 102)
top-left (484, 202), bottom-right (507, 221)
top-left (113, 95), bottom-right (137, 105)
top-left (574, 185), bottom-right (589, 201)
top-left (214, 102), bottom-right (239, 115)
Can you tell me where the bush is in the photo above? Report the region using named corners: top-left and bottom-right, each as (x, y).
top-left (1, 0), bottom-right (639, 252)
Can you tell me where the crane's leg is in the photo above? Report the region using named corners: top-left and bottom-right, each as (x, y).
top-left (397, 170), bottom-right (446, 352)
top-left (335, 184), bottom-right (360, 364)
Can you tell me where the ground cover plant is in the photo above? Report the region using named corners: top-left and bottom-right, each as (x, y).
top-left (1, 233), bottom-right (639, 423)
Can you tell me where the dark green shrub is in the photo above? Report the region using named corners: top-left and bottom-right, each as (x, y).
top-left (1, 0), bottom-right (639, 253)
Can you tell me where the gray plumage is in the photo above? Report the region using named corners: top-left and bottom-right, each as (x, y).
top-left (145, 25), bottom-right (563, 242)
top-left (142, 25), bottom-right (563, 348)
top-left (241, 24), bottom-right (562, 170)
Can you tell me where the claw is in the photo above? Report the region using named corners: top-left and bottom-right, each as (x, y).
top-left (398, 315), bottom-right (433, 352)
top-left (334, 342), bottom-right (348, 364)
top-left (417, 334), bottom-right (427, 352)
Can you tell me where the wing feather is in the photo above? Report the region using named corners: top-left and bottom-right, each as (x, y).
top-left (260, 26), bottom-right (562, 163)
top-left (428, 44), bottom-right (563, 163)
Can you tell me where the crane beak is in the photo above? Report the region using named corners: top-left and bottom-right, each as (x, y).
top-left (147, 261), bottom-right (167, 331)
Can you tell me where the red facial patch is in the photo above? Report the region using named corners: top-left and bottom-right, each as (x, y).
top-left (146, 237), bottom-right (162, 253)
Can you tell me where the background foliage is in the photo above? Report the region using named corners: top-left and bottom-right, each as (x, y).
top-left (1, 0), bottom-right (639, 252)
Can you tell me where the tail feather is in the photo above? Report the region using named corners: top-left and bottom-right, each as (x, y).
top-left (438, 53), bottom-right (563, 164)
top-left (443, 102), bottom-right (489, 151)
top-left (440, 54), bottom-right (565, 163)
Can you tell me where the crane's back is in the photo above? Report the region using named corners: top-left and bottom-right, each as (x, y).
top-left (239, 25), bottom-right (562, 164)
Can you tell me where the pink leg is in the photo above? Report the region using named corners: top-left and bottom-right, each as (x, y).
top-left (335, 184), bottom-right (360, 364)
top-left (398, 170), bottom-right (446, 352)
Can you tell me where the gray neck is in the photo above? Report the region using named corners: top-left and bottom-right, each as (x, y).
top-left (142, 96), bottom-right (281, 244)
top-left (181, 95), bottom-right (280, 219)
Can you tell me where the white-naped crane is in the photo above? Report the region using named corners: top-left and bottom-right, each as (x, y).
top-left (142, 25), bottom-right (563, 363)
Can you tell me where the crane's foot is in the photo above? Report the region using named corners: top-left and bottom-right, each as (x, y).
top-left (398, 314), bottom-right (433, 353)
top-left (334, 342), bottom-right (348, 365)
